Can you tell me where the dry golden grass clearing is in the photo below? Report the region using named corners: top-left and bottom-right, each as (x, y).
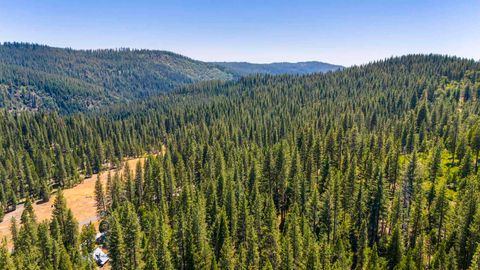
top-left (0, 156), bottom-right (148, 248)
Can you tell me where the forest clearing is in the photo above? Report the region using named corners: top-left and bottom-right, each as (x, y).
top-left (0, 157), bottom-right (147, 248)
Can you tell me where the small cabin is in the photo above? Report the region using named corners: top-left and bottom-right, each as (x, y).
top-left (92, 247), bottom-right (109, 267)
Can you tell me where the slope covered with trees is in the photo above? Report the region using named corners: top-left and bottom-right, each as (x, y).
top-left (1, 55), bottom-right (480, 269)
top-left (0, 43), bottom-right (344, 113)
top-left (0, 42), bottom-right (234, 113)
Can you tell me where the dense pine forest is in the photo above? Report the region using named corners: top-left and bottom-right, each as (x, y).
top-left (0, 42), bottom-right (234, 113)
top-left (0, 43), bottom-right (340, 114)
top-left (1, 54), bottom-right (480, 269)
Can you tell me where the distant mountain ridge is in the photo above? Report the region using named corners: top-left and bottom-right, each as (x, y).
top-left (0, 42), bottom-right (341, 113)
top-left (213, 61), bottom-right (343, 76)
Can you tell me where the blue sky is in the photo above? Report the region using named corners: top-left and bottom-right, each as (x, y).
top-left (0, 0), bottom-right (479, 66)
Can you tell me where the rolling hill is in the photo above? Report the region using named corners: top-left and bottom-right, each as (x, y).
top-left (0, 42), bottom-right (342, 113)
top-left (0, 42), bottom-right (235, 113)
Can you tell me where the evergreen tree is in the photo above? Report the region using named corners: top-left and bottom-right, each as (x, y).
top-left (0, 238), bottom-right (15, 270)
top-left (387, 225), bottom-right (402, 270)
top-left (156, 212), bottom-right (174, 270)
top-left (367, 167), bottom-right (384, 246)
top-left (134, 160), bottom-right (144, 208)
top-left (402, 152), bottom-right (417, 233)
top-left (121, 204), bottom-right (143, 270)
top-left (80, 222), bottom-right (96, 254)
top-left (94, 174), bottom-right (107, 218)
top-left (470, 124), bottom-right (480, 172)
top-left (461, 150), bottom-right (473, 178)
top-left (457, 182), bottom-right (478, 269)
top-left (108, 215), bottom-right (127, 270)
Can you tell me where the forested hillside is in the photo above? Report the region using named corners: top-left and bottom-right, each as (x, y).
top-left (0, 42), bottom-right (234, 113)
top-left (214, 61), bottom-right (343, 76)
top-left (1, 55), bottom-right (480, 269)
top-left (0, 43), bottom-right (344, 113)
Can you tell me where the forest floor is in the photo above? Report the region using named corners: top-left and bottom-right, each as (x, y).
top-left (0, 156), bottom-right (148, 249)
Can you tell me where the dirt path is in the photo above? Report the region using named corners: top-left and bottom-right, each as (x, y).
top-left (0, 156), bottom-right (148, 247)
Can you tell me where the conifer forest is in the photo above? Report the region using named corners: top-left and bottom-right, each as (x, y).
top-left (1, 51), bottom-right (480, 269)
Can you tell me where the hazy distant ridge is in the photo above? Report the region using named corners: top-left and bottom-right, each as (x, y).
top-left (213, 61), bottom-right (343, 76)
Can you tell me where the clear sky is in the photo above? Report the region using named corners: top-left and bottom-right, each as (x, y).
top-left (0, 0), bottom-right (479, 66)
